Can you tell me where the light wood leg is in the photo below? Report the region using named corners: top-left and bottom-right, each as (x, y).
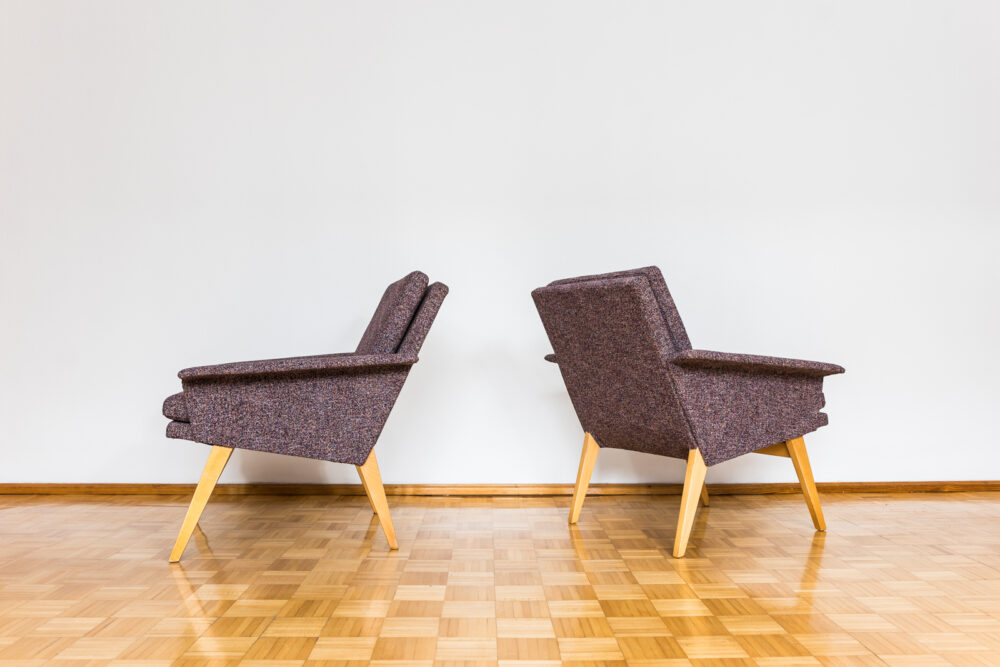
top-left (569, 432), bottom-right (599, 524)
top-left (356, 450), bottom-right (398, 549)
top-left (700, 484), bottom-right (710, 507)
top-left (170, 445), bottom-right (233, 563)
top-left (755, 442), bottom-right (790, 457)
top-left (673, 448), bottom-right (707, 558)
top-left (785, 436), bottom-right (826, 531)
top-left (358, 469), bottom-right (378, 515)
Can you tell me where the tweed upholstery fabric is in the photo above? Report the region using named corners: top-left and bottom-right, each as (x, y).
top-left (398, 283), bottom-right (449, 356)
top-left (163, 272), bottom-right (448, 466)
top-left (166, 420), bottom-right (192, 440)
top-left (356, 271), bottom-right (429, 354)
top-left (532, 276), bottom-right (697, 461)
top-left (178, 352), bottom-right (417, 380)
top-left (163, 392), bottom-right (188, 422)
top-left (673, 349), bottom-right (843, 377)
top-left (550, 266), bottom-right (691, 352)
top-left (533, 267), bottom-right (843, 467)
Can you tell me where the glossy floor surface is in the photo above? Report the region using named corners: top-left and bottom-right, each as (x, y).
top-left (1, 492), bottom-right (999, 666)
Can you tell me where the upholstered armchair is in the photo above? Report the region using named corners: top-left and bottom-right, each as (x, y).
top-left (532, 267), bottom-right (843, 557)
top-left (163, 271), bottom-right (447, 561)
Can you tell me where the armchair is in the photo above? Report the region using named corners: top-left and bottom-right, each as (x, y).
top-left (532, 266), bottom-right (843, 557)
top-left (163, 270), bottom-right (448, 561)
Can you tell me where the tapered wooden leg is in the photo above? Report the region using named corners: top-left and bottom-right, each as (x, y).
top-left (170, 445), bottom-right (233, 563)
top-left (358, 469), bottom-right (378, 515)
top-left (569, 432), bottom-right (600, 524)
top-left (700, 484), bottom-right (710, 507)
top-left (356, 451), bottom-right (398, 549)
top-left (785, 436), bottom-right (826, 531)
top-left (673, 448), bottom-right (707, 558)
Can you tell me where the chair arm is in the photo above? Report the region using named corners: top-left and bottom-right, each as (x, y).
top-left (178, 352), bottom-right (418, 380)
top-left (670, 349), bottom-right (844, 377)
top-left (544, 353), bottom-right (557, 363)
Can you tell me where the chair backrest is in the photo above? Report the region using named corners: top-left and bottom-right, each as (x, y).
top-left (532, 270), bottom-right (696, 458)
top-left (398, 282), bottom-right (449, 355)
top-left (549, 266), bottom-right (691, 353)
top-left (356, 271), bottom-right (430, 354)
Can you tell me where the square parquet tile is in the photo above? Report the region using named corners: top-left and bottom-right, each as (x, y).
top-left (1, 491), bottom-right (999, 665)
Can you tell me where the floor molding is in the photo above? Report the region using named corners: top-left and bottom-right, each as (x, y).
top-left (1, 481), bottom-right (998, 496)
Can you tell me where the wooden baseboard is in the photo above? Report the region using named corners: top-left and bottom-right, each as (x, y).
top-left (1, 481), bottom-right (998, 496)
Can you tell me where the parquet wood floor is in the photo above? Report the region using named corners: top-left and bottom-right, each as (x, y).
top-left (1, 491), bottom-right (1000, 666)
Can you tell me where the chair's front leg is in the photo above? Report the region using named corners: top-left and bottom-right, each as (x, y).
top-left (673, 448), bottom-right (707, 558)
top-left (170, 445), bottom-right (233, 563)
top-left (569, 432), bottom-right (600, 524)
top-left (785, 437), bottom-right (826, 531)
top-left (357, 469), bottom-right (378, 515)
top-left (356, 450), bottom-right (398, 549)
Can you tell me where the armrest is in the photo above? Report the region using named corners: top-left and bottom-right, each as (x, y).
top-left (544, 353), bottom-right (557, 363)
top-left (179, 352), bottom-right (418, 380)
top-left (671, 349), bottom-right (844, 377)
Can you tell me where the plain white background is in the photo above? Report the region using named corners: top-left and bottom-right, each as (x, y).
top-left (1, 1), bottom-right (998, 485)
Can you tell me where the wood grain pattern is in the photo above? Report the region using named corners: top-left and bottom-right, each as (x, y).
top-left (2, 491), bottom-right (999, 663)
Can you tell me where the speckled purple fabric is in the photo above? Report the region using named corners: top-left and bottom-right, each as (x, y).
top-left (163, 392), bottom-right (188, 422)
top-left (398, 283), bottom-right (449, 356)
top-left (166, 420), bottom-right (192, 439)
top-left (533, 276), bottom-right (696, 461)
top-left (550, 266), bottom-right (691, 352)
top-left (164, 272), bottom-right (448, 466)
top-left (178, 352), bottom-right (417, 380)
top-left (356, 271), bottom-right (429, 354)
top-left (533, 267), bottom-right (843, 467)
top-left (672, 349), bottom-right (843, 377)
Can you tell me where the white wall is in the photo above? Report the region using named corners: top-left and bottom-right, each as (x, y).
top-left (2, 0), bottom-right (998, 485)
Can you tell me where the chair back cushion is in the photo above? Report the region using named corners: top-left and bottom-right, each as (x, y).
top-left (356, 271), bottom-right (429, 354)
top-left (398, 282), bottom-right (449, 355)
top-left (532, 273), bottom-right (697, 459)
top-left (550, 266), bottom-right (691, 353)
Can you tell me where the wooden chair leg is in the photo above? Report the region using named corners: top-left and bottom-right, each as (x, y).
top-left (673, 448), bottom-right (707, 558)
top-left (356, 450), bottom-right (398, 549)
top-left (569, 432), bottom-right (599, 524)
top-left (785, 436), bottom-right (826, 531)
top-left (700, 484), bottom-right (710, 507)
top-left (170, 445), bottom-right (233, 563)
top-left (358, 469), bottom-right (378, 515)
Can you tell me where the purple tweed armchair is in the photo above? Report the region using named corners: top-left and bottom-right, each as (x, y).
top-left (532, 267), bottom-right (843, 557)
top-left (163, 271), bottom-right (447, 561)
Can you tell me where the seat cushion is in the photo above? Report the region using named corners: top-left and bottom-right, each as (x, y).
top-left (166, 420), bottom-right (193, 440)
top-left (163, 392), bottom-right (189, 422)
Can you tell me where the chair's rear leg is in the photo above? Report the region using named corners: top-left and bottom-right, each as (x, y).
top-left (673, 448), bottom-right (707, 558)
top-left (700, 484), bottom-right (710, 507)
top-left (356, 450), bottom-right (398, 549)
top-left (785, 437), bottom-right (826, 531)
top-left (170, 445), bottom-right (233, 563)
top-left (569, 432), bottom-right (600, 524)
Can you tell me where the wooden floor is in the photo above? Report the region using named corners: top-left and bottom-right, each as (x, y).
top-left (1, 492), bottom-right (1000, 666)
